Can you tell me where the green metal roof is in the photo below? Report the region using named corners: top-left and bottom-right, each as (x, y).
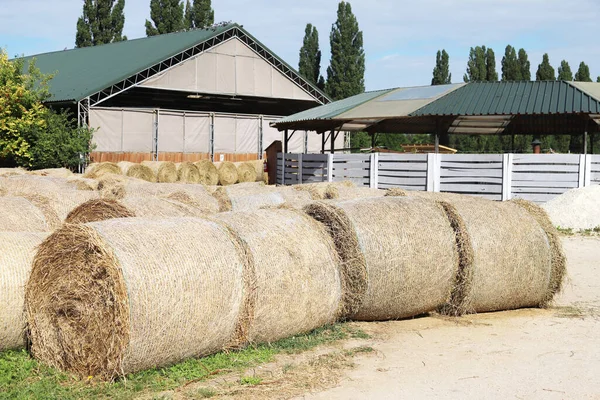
top-left (17, 23), bottom-right (328, 104)
top-left (411, 81), bottom-right (600, 116)
top-left (274, 88), bottom-right (393, 124)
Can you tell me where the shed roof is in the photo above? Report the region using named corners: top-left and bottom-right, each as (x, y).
top-left (17, 23), bottom-right (328, 105)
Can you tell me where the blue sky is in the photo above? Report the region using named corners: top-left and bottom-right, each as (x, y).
top-left (1, 0), bottom-right (599, 90)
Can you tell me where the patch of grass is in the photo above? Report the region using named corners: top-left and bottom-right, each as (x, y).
top-left (0, 323), bottom-right (367, 399)
top-left (556, 226), bottom-right (574, 236)
top-left (240, 376), bottom-right (262, 386)
top-left (194, 387), bottom-right (217, 398)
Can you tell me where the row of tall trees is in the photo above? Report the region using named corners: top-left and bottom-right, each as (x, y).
top-left (75, 0), bottom-right (214, 47)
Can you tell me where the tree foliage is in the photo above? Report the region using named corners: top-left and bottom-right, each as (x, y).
top-left (145, 0), bottom-right (184, 36)
top-left (535, 53), bottom-right (555, 80)
top-left (75, 0), bottom-right (127, 48)
top-left (557, 60), bottom-right (573, 81)
top-left (463, 46), bottom-right (497, 82)
top-left (501, 45), bottom-right (519, 81)
top-left (184, 0), bottom-right (214, 30)
top-left (431, 49), bottom-right (451, 85)
top-left (0, 50), bottom-right (94, 168)
top-left (574, 61), bottom-right (592, 82)
top-left (517, 49), bottom-right (531, 80)
top-left (299, 24), bottom-right (325, 90)
top-left (325, 1), bottom-right (365, 101)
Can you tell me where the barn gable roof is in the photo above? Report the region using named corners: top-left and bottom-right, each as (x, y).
top-left (17, 23), bottom-right (329, 106)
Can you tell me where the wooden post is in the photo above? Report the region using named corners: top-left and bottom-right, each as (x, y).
top-left (370, 133), bottom-right (376, 149)
top-left (434, 134), bottom-right (440, 154)
top-left (298, 153), bottom-right (303, 184)
top-left (284, 129), bottom-right (289, 154)
top-left (321, 132), bottom-right (325, 154)
top-left (330, 129), bottom-right (335, 154)
top-left (583, 130), bottom-right (588, 154)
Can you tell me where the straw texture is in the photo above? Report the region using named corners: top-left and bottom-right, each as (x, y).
top-left (306, 197), bottom-right (457, 321)
top-left (121, 196), bottom-right (207, 218)
top-left (325, 186), bottom-right (386, 200)
top-left (127, 183), bottom-right (219, 214)
top-left (195, 160), bottom-right (219, 186)
top-left (407, 192), bottom-right (553, 314)
top-left (177, 162), bottom-right (201, 184)
top-left (235, 162), bottom-right (258, 183)
top-left (218, 162), bottom-right (238, 186)
top-left (0, 197), bottom-right (50, 232)
top-left (142, 161), bottom-right (178, 183)
top-left (0, 232), bottom-right (47, 351)
top-left (83, 162), bottom-right (122, 179)
top-left (28, 168), bottom-right (74, 178)
top-left (213, 209), bottom-right (341, 344)
top-left (26, 218), bottom-right (245, 378)
top-left (118, 162), bottom-right (156, 182)
top-left (294, 181), bottom-right (355, 200)
top-left (65, 199), bottom-right (136, 224)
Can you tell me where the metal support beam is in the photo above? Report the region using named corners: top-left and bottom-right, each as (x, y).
top-left (321, 132), bottom-right (326, 154)
top-left (330, 129), bottom-right (335, 154)
top-left (284, 129), bottom-right (289, 154)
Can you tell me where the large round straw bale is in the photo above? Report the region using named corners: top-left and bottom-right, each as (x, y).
top-left (212, 182), bottom-right (271, 212)
top-left (127, 182), bottom-right (219, 214)
top-left (0, 232), bottom-right (47, 351)
top-left (0, 168), bottom-right (27, 177)
top-left (83, 162), bottom-right (121, 179)
top-left (0, 175), bottom-right (66, 197)
top-left (176, 162), bottom-right (201, 184)
top-left (213, 209), bottom-right (341, 344)
top-left (511, 198), bottom-right (567, 306)
top-left (121, 195), bottom-right (206, 218)
top-left (218, 162), bottom-right (238, 186)
top-left (250, 160), bottom-right (266, 182)
top-left (0, 197), bottom-right (51, 232)
top-left (235, 162), bottom-right (258, 183)
top-left (230, 192), bottom-right (286, 212)
top-left (142, 161), bottom-right (178, 183)
top-left (195, 160), bottom-right (219, 186)
top-left (325, 186), bottom-right (386, 200)
top-left (118, 162), bottom-right (156, 182)
top-left (65, 199), bottom-right (136, 224)
top-left (28, 168), bottom-right (74, 178)
top-left (70, 178), bottom-right (99, 191)
top-left (294, 181), bottom-right (355, 200)
top-left (17, 194), bottom-right (62, 230)
top-left (406, 192), bottom-right (554, 314)
top-left (276, 187), bottom-right (315, 209)
top-left (26, 218), bottom-right (245, 378)
top-left (97, 175), bottom-right (127, 200)
top-left (305, 197), bottom-right (457, 320)
top-left (385, 188), bottom-right (408, 197)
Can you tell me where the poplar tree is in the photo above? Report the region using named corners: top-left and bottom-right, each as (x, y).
top-left (431, 49), bottom-right (451, 85)
top-left (535, 53), bottom-right (556, 80)
top-left (184, 0), bottom-right (214, 30)
top-left (557, 60), bottom-right (573, 81)
top-left (486, 48), bottom-right (498, 81)
top-left (464, 46), bottom-right (497, 82)
top-left (145, 0), bottom-right (185, 36)
top-left (575, 61), bottom-right (592, 82)
top-left (325, 1), bottom-right (365, 101)
top-left (501, 45), bottom-right (520, 81)
top-left (518, 48), bottom-right (531, 80)
top-left (299, 24), bottom-right (325, 90)
top-left (75, 0), bottom-right (127, 48)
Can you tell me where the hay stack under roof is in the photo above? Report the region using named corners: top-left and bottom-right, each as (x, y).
top-left (305, 197), bottom-right (457, 320)
top-left (195, 160), bottom-right (219, 186)
top-left (213, 209), bottom-right (341, 344)
top-left (218, 162), bottom-right (238, 186)
top-left (26, 218), bottom-right (245, 378)
top-left (235, 162), bottom-right (258, 183)
top-left (0, 197), bottom-right (51, 232)
top-left (141, 161), bottom-right (178, 183)
top-left (0, 232), bottom-right (47, 351)
top-left (177, 162), bottom-right (201, 184)
top-left (66, 199), bottom-right (136, 224)
top-left (406, 191), bottom-right (555, 314)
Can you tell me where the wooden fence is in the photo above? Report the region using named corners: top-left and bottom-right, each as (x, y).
top-left (277, 153), bottom-right (600, 203)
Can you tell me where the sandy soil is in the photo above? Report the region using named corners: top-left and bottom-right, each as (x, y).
top-left (295, 237), bottom-right (600, 400)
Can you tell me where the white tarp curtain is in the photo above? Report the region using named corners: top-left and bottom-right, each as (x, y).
top-left (140, 37), bottom-right (314, 101)
top-left (90, 108), bottom-right (318, 154)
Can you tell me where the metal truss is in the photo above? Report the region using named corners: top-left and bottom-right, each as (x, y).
top-left (89, 27), bottom-right (329, 108)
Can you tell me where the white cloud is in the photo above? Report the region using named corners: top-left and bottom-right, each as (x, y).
top-left (2, 0), bottom-right (600, 88)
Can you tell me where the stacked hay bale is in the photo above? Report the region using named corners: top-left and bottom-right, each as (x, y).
top-left (396, 191), bottom-right (561, 314)
top-left (0, 232), bottom-right (48, 351)
top-left (26, 218), bottom-right (246, 379)
top-left (0, 197), bottom-right (53, 232)
top-left (142, 161), bottom-right (178, 183)
top-left (294, 181), bottom-right (355, 200)
top-left (83, 162), bottom-right (122, 179)
top-left (177, 162), bottom-right (201, 184)
top-left (117, 161), bottom-right (156, 182)
top-left (127, 182), bottom-right (219, 214)
top-left (65, 199), bottom-right (136, 224)
top-left (217, 162), bottom-right (238, 186)
top-left (212, 209), bottom-right (341, 345)
top-left (324, 186), bottom-right (386, 200)
top-left (305, 197), bottom-right (457, 320)
top-left (234, 162), bottom-right (258, 183)
top-left (195, 160), bottom-right (219, 186)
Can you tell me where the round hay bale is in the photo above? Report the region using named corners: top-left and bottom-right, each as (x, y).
top-left (213, 209), bottom-right (341, 344)
top-left (28, 168), bottom-right (74, 178)
top-left (26, 218), bottom-right (245, 378)
top-left (218, 162), bottom-right (238, 186)
top-left (230, 192), bottom-right (286, 212)
top-left (212, 187), bottom-right (232, 212)
top-left (121, 195), bottom-right (206, 218)
top-left (305, 197), bottom-right (457, 321)
top-left (294, 181), bottom-right (355, 200)
top-left (177, 162), bottom-right (201, 184)
top-left (406, 192), bottom-right (554, 314)
top-left (276, 187), bottom-right (315, 209)
top-left (141, 161), bottom-right (178, 183)
top-left (325, 186), bottom-right (386, 200)
top-left (16, 194), bottom-right (62, 230)
top-left (65, 199), bottom-right (136, 224)
top-left (385, 188), bottom-right (408, 197)
top-left (0, 232), bottom-right (47, 351)
top-left (250, 160), bottom-right (266, 182)
top-left (195, 160), bottom-right (219, 186)
top-left (511, 198), bottom-right (567, 306)
top-left (97, 175), bottom-right (127, 200)
top-left (83, 162), bottom-right (121, 179)
top-left (127, 183), bottom-right (219, 214)
top-left (118, 162), bottom-right (156, 182)
top-left (0, 197), bottom-right (51, 232)
top-left (70, 178), bottom-right (99, 191)
top-left (0, 168), bottom-right (27, 177)
top-left (235, 162), bottom-right (258, 183)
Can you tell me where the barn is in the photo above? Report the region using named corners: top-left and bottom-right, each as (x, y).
top-left (21, 23), bottom-right (343, 163)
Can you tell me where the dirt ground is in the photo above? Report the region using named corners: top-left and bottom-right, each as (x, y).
top-left (183, 237), bottom-right (599, 400)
